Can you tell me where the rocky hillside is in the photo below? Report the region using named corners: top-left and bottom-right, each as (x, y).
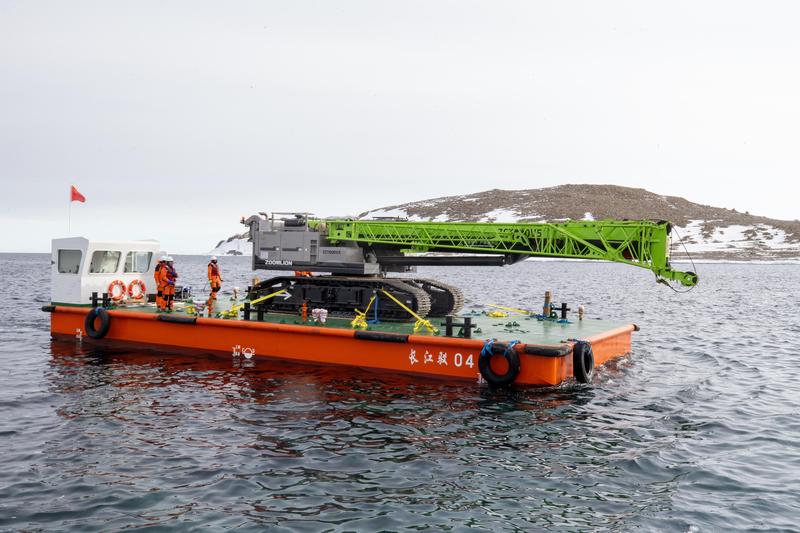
top-left (213, 185), bottom-right (800, 261)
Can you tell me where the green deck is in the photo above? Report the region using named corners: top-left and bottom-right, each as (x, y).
top-left (99, 298), bottom-right (629, 346)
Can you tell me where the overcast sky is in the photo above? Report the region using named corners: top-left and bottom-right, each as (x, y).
top-left (1, 1), bottom-right (798, 253)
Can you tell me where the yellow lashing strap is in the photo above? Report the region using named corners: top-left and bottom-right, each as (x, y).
top-left (218, 289), bottom-right (289, 319)
top-left (351, 295), bottom-right (376, 330)
top-left (487, 303), bottom-right (532, 315)
top-left (379, 289), bottom-right (438, 335)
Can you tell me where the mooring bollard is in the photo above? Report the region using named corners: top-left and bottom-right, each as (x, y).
top-left (441, 315), bottom-right (477, 339)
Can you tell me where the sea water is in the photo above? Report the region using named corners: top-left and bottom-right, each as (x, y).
top-left (1, 253), bottom-right (798, 531)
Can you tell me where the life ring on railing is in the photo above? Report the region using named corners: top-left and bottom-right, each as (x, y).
top-left (128, 279), bottom-right (147, 300)
top-left (572, 340), bottom-right (595, 384)
top-left (107, 280), bottom-right (127, 302)
top-left (478, 340), bottom-right (521, 387)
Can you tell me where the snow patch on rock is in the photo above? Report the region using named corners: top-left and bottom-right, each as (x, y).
top-left (361, 208), bottom-right (454, 222)
top-left (480, 208), bottom-right (519, 223)
top-left (209, 235), bottom-right (251, 256)
top-left (672, 220), bottom-right (799, 258)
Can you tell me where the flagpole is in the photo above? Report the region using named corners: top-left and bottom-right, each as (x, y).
top-left (69, 191), bottom-right (72, 234)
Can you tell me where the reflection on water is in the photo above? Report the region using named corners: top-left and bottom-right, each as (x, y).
top-left (2, 253), bottom-right (800, 531)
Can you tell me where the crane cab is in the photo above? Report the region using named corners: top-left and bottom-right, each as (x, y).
top-left (245, 212), bottom-right (384, 275)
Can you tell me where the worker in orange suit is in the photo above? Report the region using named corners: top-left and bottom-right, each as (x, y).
top-left (154, 255), bottom-right (167, 311)
top-left (207, 256), bottom-right (222, 313)
top-left (163, 256), bottom-right (178, 312)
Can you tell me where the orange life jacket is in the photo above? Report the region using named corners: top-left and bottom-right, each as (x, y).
top-left (208, 262), bottom-right (220, 282)
top-left (154, 262), bottom-right (164, 286)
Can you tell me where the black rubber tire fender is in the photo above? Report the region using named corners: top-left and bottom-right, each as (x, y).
top-left (572, 340), bottom-right (594, 384)
top-left (84, 307), bottom-right (111, 339)
top-left (479, 343), bottom-right (521, 387)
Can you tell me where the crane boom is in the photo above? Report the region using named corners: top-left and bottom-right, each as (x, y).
top-left (317, 219), bottom-right (697, 287)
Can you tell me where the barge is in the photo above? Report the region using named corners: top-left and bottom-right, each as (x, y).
top-left (46, 301), bottom-right (636, 387)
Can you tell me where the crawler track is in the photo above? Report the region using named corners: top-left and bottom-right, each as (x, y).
top-left (409, 278), bottom-right (465, 317)
top-left (248, 276), bottom-right (432, 321)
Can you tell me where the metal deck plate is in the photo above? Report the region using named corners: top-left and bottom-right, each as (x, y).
top-left (101, 300), bottom-right (629, 346)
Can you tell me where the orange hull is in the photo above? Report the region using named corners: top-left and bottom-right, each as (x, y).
top-left (48, 306), bottom-right (633, 386)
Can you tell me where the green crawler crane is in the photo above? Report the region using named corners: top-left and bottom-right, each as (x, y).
top-left (243, 213), bottom-right (697, 320)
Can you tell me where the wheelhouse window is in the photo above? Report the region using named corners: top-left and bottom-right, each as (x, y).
top-left (124, 251), bottom-right (152, 273)
top-left (89, 250), bottom-right (121, 273)
top-left (57, 249), bottom-right (82, 274)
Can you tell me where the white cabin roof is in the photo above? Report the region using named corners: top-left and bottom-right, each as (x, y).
top-left (52, 237), bottom-right (160, 251)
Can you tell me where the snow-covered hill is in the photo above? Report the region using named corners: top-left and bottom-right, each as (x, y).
top-left (213, 185), bottom-right (800, 261)
top-left (209, 232), bottom-right (250, 256)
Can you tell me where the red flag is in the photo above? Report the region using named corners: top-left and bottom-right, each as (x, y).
top-left (70, 185), bottom-right (86, 203)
